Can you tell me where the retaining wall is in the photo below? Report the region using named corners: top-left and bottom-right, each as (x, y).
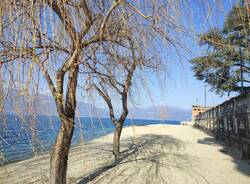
top-left (194, 92), bottom-right (250, 159)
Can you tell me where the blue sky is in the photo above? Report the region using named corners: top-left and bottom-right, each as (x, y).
top-left (131, 0), bottom-right (239, 110)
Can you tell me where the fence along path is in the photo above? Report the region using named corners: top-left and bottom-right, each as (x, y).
top-left (195, 92), bottom-right (250, 159)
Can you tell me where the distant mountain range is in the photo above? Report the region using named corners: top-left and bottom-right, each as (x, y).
top-left (129, 106), bottom-right (191, 121)
top-left (2, 89), bottom-right (191, 121)
top-left (2, 90), bottom-right (108, 117)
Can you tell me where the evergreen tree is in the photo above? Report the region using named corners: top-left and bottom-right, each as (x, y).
top-left (191, 2), bottom-right (250, 94)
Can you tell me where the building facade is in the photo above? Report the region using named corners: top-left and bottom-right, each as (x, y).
top-left (192, 105), bottom-right (210, 119)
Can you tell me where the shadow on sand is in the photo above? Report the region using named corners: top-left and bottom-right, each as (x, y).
top-left (197, 137), bottom-right (222, 146)
top-left (197, 136), bottom-right (250, 177)
top-left (77, 134), bottom-right (196, 184)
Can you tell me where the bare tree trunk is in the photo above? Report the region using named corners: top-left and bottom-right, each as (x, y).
top-left (0, 69), bottom-right (3, 111)
top-left (49, 116), bottom-right (74, 184)
top-left (113, 122), bottom-right (123, 158)
top-left (49, 65), bottom-right (78, 184)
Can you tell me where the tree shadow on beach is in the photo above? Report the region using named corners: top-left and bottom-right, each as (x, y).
top-left (197, 136), bottom-right (250, 177)
top-left (77, 134), bottom-right (204, 184)
top-left (197, 137), bottom-right (222, 146)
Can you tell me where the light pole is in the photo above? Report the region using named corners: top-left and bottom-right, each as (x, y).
top-left (204, 84), bottom-right (207, 107)
top-left (234, 24), bottom-right (244, 93)
top-left (239, 43), bottom-right (244, 93)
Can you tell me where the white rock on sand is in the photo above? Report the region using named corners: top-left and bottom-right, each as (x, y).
top-left (0, 124), bottom-right (250, 184)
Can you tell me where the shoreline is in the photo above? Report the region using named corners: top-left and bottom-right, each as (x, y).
top-left (1, 124), bottom-right (250, 184)
top-left (0, 122), bottom-right (181, 166)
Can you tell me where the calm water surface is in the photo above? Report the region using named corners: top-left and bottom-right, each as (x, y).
top-left (0, 114), bottom-right (179, 165)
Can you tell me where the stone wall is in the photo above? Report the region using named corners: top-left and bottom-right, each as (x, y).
top-left (194, 92), bottom-right (250, 159)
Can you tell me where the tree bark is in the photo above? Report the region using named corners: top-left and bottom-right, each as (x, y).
top-left (49, 65), bottom-right (79, 184)
top-left (113, 122), bottom-right (122, 158)
top-left (49, 116), bottom-right (75, 184)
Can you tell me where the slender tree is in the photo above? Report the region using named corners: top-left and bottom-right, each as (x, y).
top-left (83, 0), bottom-right (186, 159)
top-left (85, 38), bottom-right (141, 158)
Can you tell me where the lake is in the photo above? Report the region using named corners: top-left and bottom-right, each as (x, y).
top-left (0, 114), bottom-right (179, 165)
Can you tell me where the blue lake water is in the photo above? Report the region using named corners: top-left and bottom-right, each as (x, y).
top-left (0, 114), bottom-right (179, 165)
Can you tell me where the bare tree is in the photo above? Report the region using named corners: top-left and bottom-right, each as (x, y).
top-left (85, 38), bottom-right (140, 158)
top-left (0, 0), bottom-right (128, 183)
top-left (83, 0), bottom-right (185, 159)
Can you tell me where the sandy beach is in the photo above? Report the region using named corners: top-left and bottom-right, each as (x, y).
top-left (1, 124), bottom-right (250, 184)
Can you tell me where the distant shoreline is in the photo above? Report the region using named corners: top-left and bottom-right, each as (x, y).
top-left (0, 112), bottom-right (183, 122)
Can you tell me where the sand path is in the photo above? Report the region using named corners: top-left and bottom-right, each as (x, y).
top-left (1, 125), bottom-right (250, 184)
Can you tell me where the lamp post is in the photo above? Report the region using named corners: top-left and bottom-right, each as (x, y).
top-left (204, 84), bottom-right (207, 107)
top-left (239, 45), bottom-right (244, 93)
top-left (234, 24), bottom-right (244, 93)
